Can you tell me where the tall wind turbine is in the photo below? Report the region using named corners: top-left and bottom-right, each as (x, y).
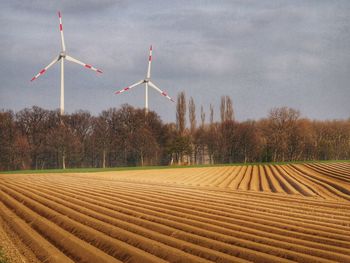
top-left (31, 11), bottom-right (102, 116)
top-left (115, 45), bottom-right (174, 113)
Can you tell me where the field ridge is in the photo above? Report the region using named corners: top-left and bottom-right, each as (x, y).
top-left (0, 162), bottom-right (349, 262)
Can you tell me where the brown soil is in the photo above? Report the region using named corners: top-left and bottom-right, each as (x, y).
top-left (0, 212), bottom-right (37, 263)
top-left (0, 162), bottom-right (349, 262)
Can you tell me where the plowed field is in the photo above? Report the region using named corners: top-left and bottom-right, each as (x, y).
top-left (1, 162), bottom-right (350, 262)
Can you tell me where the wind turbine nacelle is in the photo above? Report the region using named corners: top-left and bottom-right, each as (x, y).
top-left (59, 52), bottom-right (66, 58)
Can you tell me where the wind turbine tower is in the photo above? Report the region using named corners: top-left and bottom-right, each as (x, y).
top-left (115, 46), bottom-right (174, 113)
top-left (31, 11), bottom-right (102, 116)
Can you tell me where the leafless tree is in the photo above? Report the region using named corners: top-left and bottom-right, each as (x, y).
top-left (220, 95), bottom-right (234, 122)
top-left (189, 97), bottom-right (196, 133)
top-left (176, 91), bottom-right (186, 136)
top-left (220, 97), bottom-right (226, 123)
top-left (200, 105), bottom-right (205, 127)
top-left (264, 107), bottom-right (301, 162)
top-left (210, 104), bottom-right (214, 125)
top-left (1, 100), bottom-right (350, 171)
top-left (225, 96), bottom-right (234, 121)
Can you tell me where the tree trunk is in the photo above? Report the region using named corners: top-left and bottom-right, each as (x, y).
top-left (62, 150), bottom-right (66, 169)
top-left (141, 151), bottom-right (144, 166)
top-left (102, 148), bottom-right (106, 168)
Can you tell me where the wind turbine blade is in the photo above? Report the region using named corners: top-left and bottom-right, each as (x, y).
top-left (115, 80), bottom-right (144, 95)
top-left (30, 56), bottom-right (60, 81)
top-left (148, 81), bottom-right (174, 102)
top-left (58, 11), bottom-right (66, 51)
top-left (65, 55), bottom-right (103, 73)
top-left (146, 45), bottom-right (152, 78)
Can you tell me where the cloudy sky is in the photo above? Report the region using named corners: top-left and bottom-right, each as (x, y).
top-left (1, 0), bottom-right (349, 122)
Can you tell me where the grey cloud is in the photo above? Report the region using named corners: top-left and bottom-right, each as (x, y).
top-left (4, 0), bottom-right (125, 14)
top-left (0, 1), bottom-right (349, 122)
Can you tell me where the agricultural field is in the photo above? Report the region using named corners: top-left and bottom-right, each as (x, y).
top-left (0, 162), bottom-right (350, 262)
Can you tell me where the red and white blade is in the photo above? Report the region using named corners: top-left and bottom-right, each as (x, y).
top-left (65, 55), bottom-right (103, 73)
top-left (58, 11), bottom-right (66, 51)
top-left (146, 45), bottom-right (152, 79)
top-left (148, 81), bottom-right (174, 102)
top-left (115, 80), bottom-right (144, 95)
top-left (30, 56), bottom-right (60, 81)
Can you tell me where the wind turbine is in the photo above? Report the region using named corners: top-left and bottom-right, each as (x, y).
top-left (114, 45), bottom-right (174, 113)
top-left (30, 11), bottom-right (102, 116)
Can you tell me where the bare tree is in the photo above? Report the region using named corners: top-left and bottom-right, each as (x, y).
top-left (66, 111), bottom-right (92, 167)
top-left (176, 91), bottom-right (186, 136)
top-left (0, 111), bottom-right (17, 170)
top-left (131, 127), bottom-right (159, 166)
top-left (188, 97), bottom-right (196, 133)
top-left (93, 114), bottom-right (110, 168)
top-left (2, 100), bottom-right (350, 172)
top-left (265, 107), bottom-right (300, 162)
top-left (225, 96), bottom-right (234, 121)
top-left (220, 96), bottom-right (226, 123)
top-left (200, 105), bottom-right (205, 127)
top-left (188, 97), bottom-right (197, 164)
top-left (210, 104), bottom-right (214, 125)
top-left (236, 121), bottom-right (263, 163)
top-left (220, 95), bottom-right (234, 122)
top-left (16, 106), bottom-right (55, 169)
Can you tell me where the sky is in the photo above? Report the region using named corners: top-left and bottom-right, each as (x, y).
top-left (0, 0), bottom-right (349, 123)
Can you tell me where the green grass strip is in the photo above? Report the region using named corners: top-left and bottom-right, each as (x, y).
top-left (1, 159), bottom-right (349, 174)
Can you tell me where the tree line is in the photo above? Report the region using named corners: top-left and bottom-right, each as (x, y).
top-left (1, 93), bottom-right (349, 170)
